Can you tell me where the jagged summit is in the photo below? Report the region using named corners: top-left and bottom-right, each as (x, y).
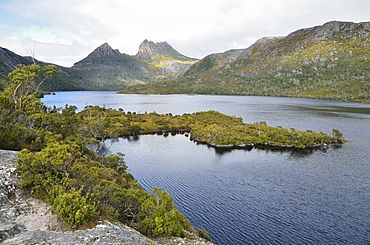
top-left (89, 43), bottom-right (121, 58)
top-left (74, 43), bottom-right (121, 66)
top-left (135, 39), bottom-right (195, 61)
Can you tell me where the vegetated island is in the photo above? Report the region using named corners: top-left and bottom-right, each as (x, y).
top-left (79, 106), bottom-right (345, 150)
top-left (0, 64), bottom-right (344, 243)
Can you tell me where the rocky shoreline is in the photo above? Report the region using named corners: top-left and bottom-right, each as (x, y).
top-left (0, 150), bottom-right (214, 245)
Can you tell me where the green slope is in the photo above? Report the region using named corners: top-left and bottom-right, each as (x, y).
top-left (122, 21), bottom-right (370, 103)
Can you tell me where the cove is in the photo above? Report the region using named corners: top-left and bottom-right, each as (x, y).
top-left (42, 92), bottom-right (370, 245)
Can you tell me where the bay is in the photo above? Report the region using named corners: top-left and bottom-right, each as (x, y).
top-left (42, 92), bottom-right (370, 245)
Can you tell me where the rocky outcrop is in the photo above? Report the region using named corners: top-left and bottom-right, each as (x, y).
top-left (0, 150), bottom-right (25, 242)
top-left (93, 43), bottom-right (121, 57)
top-left (2, 221), bottom-right (154, 245)
top-left (0, 150), bottom-right (213, 244)
top-left (289, 21), bottom-right (370, 41)
top-left (2, 220), bottom-right (213, 245)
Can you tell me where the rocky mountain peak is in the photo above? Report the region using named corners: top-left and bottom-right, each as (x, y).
top-left (89, 43), bottom-right (121, 58)
top-left (73, 43), bottom-right (121, 66)
top-left (135, 39), bottom-right (194, 61)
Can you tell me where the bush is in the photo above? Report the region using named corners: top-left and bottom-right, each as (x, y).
top-left (54, 189), bottom-right (98, 228)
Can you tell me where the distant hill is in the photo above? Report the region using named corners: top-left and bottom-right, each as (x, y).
top-left (0, 47), bottom-right (87, 91)
top-left (123, 21), bottom-right (370, 103)
top-left (0, 47), bottom-right (32, 90)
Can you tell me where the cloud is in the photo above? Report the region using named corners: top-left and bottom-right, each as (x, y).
top-left (0, 0), bottom-right (369, 67)
top-left (171, 0), bottom-right (370, 58)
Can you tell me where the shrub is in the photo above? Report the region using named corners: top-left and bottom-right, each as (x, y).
top-left (54, 189), bottom-right (98, 228)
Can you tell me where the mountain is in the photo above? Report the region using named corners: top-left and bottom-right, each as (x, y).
top-left (70, 41), bottom-right (198, 90)
top-left (71, 43), bottom-right (156, 90)
top-left (74, 43), bottom-right (121, 65)
top-left (135, 40), bottom-right (198, 78)
top-left (123, 21), bottom-right (370, 103)
top-left (0, 41), bottom-right (197, 91)
top-left (136, 39), bottom-right (195, 61)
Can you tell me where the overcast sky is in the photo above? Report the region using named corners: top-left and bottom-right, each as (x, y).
top-left (0, 0), bottom-right (369, 67)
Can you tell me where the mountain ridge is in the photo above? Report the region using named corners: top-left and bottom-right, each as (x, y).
top-left (0, 46), bottom-right (88, 91)
top-left (122, 20), bottom-right (370, 103)
top-left (69, 40), bottom-right (197, 89)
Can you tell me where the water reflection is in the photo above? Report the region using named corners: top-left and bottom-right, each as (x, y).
top-left (207, 141), bottom-right (342, 158)
top-left (289, 105), bottom-right (370, 118)
top-left (98, 134), bottom-right (342, 160)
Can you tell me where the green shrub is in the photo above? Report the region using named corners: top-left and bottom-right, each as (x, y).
top-left (54, 189), bottom-right (98, 228)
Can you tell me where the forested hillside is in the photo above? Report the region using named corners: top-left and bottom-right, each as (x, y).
top-left (122, 21), bottom-right (370, 103)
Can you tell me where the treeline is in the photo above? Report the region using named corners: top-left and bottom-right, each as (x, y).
top-left (0, 64), bottom-right (208, 240)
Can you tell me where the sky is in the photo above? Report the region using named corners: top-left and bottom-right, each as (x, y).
top-left (0, 0), bottom-right (369, 67)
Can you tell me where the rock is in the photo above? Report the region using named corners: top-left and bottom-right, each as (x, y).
top-left (2, 221), bottom-right (155, 245)
top-left (0, 221), bottom-right (25, 243)
top-left (2, 220), bottom-right (213, 245)
top-left (0, 150), bottom-right (25, 242)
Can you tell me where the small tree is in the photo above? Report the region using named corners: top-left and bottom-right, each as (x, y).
top-left (139, 187), bottom-right (192, 237)
top-left (332, 129), bottom-right (344, 142)
top-left (4, 64), bottom-right (58, 110)
top-left (54, 189), bottom-right (98, 228)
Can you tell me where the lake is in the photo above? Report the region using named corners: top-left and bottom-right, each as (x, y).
top-left (42, 91), bottom-right (370, 245)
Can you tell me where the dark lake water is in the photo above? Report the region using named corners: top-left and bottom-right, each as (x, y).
top-left (42, 91), bottom-right (370, 245)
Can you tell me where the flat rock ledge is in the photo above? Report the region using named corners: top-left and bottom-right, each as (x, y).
top-left (2, 220), bottom-right (214, 245)
top-left (0, 150), bottom-right (214, 245)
